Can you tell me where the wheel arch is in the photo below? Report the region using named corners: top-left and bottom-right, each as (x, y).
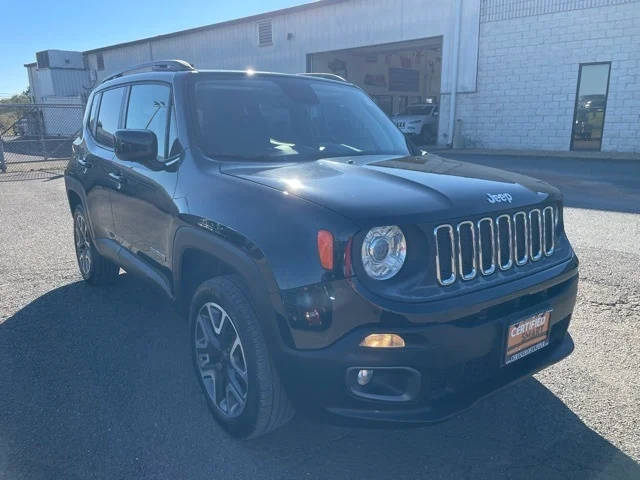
top-left (173, 226), bottom-right (289, 347)
top-left (67, 189), bottom-right (82, 213)
top-left (65, 175), bottom-right (87, 212)
top-left (65, 175), bottom-right (101, 243)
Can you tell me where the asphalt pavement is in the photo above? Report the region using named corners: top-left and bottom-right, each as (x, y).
top-left (0, 156), bottom-right (639, 479)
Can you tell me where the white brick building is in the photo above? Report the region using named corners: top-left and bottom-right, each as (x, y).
top-left (25, 0), bottom-right (640, 152)
top-left (453, 0), bottom-right (640, 152)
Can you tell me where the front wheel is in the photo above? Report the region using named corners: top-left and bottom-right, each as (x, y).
top-left (190, 276), bottom-right (294, 438)
top-left (73, 205), bottom-right (119, 285)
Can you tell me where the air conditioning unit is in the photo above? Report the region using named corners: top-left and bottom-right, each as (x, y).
top-left (35, 50), bottom-right (84, 69)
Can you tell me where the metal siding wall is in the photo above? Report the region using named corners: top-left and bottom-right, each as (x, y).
top-left (85, 0), bottom-right (480, 93)
top-left (88, 43), bottom-right (152, 83)
top-left (49, 69), bottom-right (91, 97)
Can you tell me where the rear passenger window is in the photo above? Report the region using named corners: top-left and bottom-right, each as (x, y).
top-left (87, 93), bottom-right (100, 136)
top-left (96, 87), bottom-right (124, 148)
top-left (125, 84), bottom-right (171, 160)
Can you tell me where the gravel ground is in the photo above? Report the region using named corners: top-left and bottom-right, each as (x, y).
top-left (0, 160), bottom-right (639, 479)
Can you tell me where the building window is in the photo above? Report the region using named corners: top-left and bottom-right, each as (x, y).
top-left (258, 20), bottom-right (273, 46)
top-left (97, 53), bottom-right (105, 71)
top-left (571, 62), bottom-right (611, 152)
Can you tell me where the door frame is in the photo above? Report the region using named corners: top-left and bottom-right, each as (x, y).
top-left (570, 61), bottom-right (612, 152)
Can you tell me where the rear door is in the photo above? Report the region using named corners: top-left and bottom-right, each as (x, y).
top-left (110, 82), bottom-right (179, 269)
top-left (76, 87), bottom-right (125, 241)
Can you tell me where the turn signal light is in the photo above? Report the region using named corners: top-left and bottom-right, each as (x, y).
top-left (317, 230), bottom-right (334, 270)
top-left (360, 333), bottom-right (405, 348)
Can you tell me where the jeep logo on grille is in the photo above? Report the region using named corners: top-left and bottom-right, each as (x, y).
top-left (486, 193), bottom-right (513, 204)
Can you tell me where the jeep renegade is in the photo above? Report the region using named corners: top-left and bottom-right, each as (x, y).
top-left (65, 60), bottom-right (579, 438)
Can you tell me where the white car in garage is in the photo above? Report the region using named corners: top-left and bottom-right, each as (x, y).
top-left (392, 104), bottom-right (439, 144)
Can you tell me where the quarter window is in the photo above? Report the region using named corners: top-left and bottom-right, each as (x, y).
top-left (125, 84), bottom-right (171, 160)
top-left (95, 87), bottom-right (124, 148)
top-left (87, 93), bottom-right (100, 136)
top-left (167, 107), bottom-right (181, 158)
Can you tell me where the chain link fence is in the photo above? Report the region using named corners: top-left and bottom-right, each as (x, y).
top-left (0, 103), bottom-right (84, 180)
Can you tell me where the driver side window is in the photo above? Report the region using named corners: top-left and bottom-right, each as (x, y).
top-left (125, 83), bottom-right (171, 161)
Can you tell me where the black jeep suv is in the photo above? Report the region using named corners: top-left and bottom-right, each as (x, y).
top-left (65, 60), bottom-right (578, 438)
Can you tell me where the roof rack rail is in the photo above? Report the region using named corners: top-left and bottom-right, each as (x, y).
top-left (101, 59), bottom-right (195, 83)
top-left (297, 73), bottom-right (347, 82)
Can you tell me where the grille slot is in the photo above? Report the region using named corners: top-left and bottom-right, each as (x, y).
top-left (543, 206), bottom-right (555, 256)
top-left (529, 209), bottom-right (543, 261)
top-left (457, 221), bottom-right (477, 280)
top-left (434, 225), bottom-right (456, 286)
top-left (477, 217), bottom-right (496, 275)
top-left (513, 212), bottom-right (528, 266)
top-left (434, 206), bottom-right (557, 286)
top-left (496, 214), bottom-right (513, 271)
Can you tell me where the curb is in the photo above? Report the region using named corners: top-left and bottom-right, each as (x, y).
top-left (427, 147), bottom-right (640, 162)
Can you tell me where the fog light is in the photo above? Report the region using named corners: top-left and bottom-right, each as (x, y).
top-left (360, 333), bottom-right (405, 348)
top-left (357, 369), bottom-right (374, 386)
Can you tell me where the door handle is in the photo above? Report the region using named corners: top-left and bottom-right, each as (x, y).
top-left (108, 172), bottom-right (125, 190)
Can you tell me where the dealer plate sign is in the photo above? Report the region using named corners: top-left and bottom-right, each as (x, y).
top-left (505, 310), bottom-right (551, 365)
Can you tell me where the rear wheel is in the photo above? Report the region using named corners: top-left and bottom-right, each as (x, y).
top-left (190, 275), bottom-right (294, 438)
top-left (73, 205), bottom-right (119, 285)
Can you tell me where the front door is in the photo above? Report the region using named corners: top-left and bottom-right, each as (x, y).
top-left (110, 82), bottom-right (179, 270)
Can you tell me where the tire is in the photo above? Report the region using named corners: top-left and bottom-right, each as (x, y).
top-left (419, 126), bottom-right (434, 145)
top-left (189, 275), bottom-right (294, 439)
top-left (73, 205), bottom-right (119, 285)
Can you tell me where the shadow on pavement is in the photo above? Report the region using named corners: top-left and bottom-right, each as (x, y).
top-left (1, 275), bottom-right (639, 479)
top-left (437, 153), bottom-right (640, 214)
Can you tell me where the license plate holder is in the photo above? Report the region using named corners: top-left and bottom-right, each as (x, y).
top-left (504, 310), bottom-right (552, 365)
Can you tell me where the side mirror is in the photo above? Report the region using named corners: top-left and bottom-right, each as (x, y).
top-left (114, 129), bottom-right (157, 163)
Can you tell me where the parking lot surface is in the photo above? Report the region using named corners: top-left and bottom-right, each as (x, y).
top-left (1, 157), bottom-right (639, 479)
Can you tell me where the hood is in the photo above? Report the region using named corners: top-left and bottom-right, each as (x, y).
top-left (220, 154), bottom-right (559, 227)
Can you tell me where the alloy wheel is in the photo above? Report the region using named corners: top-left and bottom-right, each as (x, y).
top-left (195, 302), bottom-right (249, 418)
top-left (74, 212), bottom-right (92, 276)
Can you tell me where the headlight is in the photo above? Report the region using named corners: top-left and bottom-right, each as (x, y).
top-left (361, 226), bottom-right (407, 280)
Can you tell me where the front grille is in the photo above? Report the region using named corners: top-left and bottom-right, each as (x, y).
top-left (434, 206), bottom-right (556, 286)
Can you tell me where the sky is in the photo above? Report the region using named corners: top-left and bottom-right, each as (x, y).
top-left (0, 0), bottom-right (310, 97)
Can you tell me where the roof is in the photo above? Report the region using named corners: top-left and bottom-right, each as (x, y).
top-left (84, 0), bottom-right (348, 55)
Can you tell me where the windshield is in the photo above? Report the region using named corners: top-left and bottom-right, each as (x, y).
top-left (191, 75), bottom-right (410, 161)
top-left (401, 105), bottom-right (434, 116)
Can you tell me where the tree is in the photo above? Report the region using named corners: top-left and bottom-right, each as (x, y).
top-left (0, 88), bottom-right (32, 134)
top-left (0, 88), bottom-right (31, 105)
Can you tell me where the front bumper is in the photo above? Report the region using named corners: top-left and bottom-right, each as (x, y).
top-left (276, 258), bottom-right (578, 424)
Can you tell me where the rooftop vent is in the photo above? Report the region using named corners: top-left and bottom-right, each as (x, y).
top-left (258, 20), bottom-right (273, 46)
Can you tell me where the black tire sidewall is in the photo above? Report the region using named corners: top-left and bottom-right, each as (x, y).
top-left (73, 205), bottom-right (95, 281)
top-left (189, 278), bottom-right (265, 438)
